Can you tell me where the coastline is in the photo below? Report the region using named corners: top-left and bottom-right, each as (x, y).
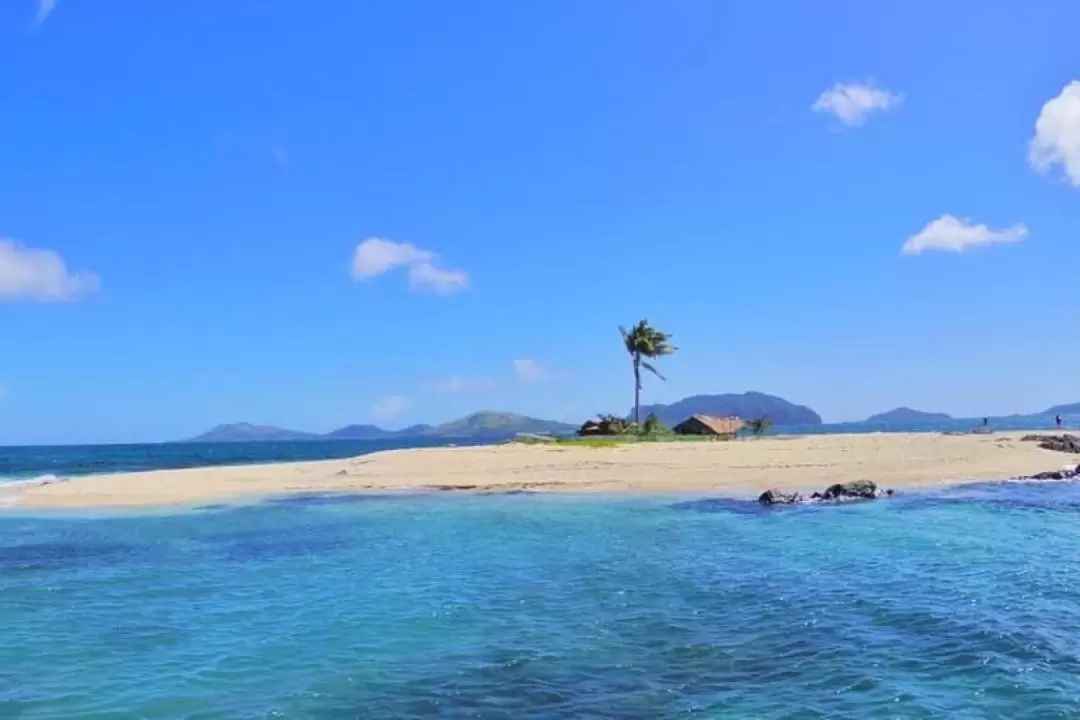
top-left (0, 431), bottom-right (1073, 510)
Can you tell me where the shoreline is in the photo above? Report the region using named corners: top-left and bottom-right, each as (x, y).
top-left (0, 431), bottom-right (1075, 510)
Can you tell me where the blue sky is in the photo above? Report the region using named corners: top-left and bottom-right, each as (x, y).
top-left (1, 0), bottom-right (1079, 445)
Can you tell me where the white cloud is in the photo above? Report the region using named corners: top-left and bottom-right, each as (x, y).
top-left (351, 238), bottom-right (432, 278)
top-left (514, 358), bottom-right (547, 384)
top-left (901, 215), bottom-right (1028, 255)
top-left (350, 237), bottom-right (468, 295)
top-left (0, 239), bottom-right (100, 301)
top-left (422, 376), bottom-right (497, 394)
top-left (812, 82), bottom-right (901, 126)
top-left (371, 395), bottom-right (413, 420)
top-left (1029, 81), bottom-right (1080, 187)
top-left (34, 0), bottom-right (55, 26)
top-left (407, 262), bottom-right (469, 295)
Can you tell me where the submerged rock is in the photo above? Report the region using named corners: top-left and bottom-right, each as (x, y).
top-left (758, 489), bottom-right (802, 505)
top-left (1021, 434), bottom-right (1080, 454)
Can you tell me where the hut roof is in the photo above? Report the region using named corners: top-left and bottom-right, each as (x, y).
top-left (678, 414), bottom-right (745, 435)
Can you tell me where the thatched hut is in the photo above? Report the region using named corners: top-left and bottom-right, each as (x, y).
top-left (673, 414), bottom-right (745, 439)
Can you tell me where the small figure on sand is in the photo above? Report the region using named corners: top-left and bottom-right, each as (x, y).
top-left (1056, 414), bottom-right (1063, 429)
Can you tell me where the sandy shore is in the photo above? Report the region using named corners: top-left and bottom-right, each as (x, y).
top-left (1, 432), bottom-right (1073, 510)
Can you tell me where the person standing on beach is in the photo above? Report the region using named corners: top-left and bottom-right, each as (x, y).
top-left (1056, 414), bottom-right (1063, 429)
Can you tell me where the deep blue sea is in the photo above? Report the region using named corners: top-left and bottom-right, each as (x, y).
top-left (0, 437), bottom-right (473, 484)
top-left (3, 417), bottom-right (1080, 718)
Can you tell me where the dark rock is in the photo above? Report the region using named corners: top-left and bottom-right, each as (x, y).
top-left (760, 481), bottom-right (895, 506)
top-left (758, 489), bottom-right (802, 505)
top-left (1029, 470), bottom-right (1068, 480)
top-left (822, 480), bottom-right (878, 501)
top-left (1021, 434), bottom-right (1080, 453)
top-left (1022, 465), bottom-right (1080, 481)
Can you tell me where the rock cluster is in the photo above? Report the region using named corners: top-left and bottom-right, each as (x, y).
top-left (758, 480), bottom-right (894, 505)
top-left (1021, 466), bottom-right (1080, 481)
top-left (1021, 434), bottom-right (1080, 454)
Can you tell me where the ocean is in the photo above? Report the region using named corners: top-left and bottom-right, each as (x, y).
top-left (2, 419), bottom-right (1079, 718)
top-left (0, 437), bottom-right (474, 485)
top-left (4, 485), bottom-right (1080, 717)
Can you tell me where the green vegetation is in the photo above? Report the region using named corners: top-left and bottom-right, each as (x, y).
top-left (642, 412), bottom-right (667, 436)
top-left (576, 413), bottom-right (637, 437)
top-left (555, 433), bottom-right (721, 448)
top-left (619, 320), bottom-right (676, 425)
top-left (744, 416), bottom-right (774, 438)
top-left (556, 436), bottom-right (631, 448)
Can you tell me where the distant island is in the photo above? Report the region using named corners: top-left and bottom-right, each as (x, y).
top-left (637, 392), bottom-right (822, 427)
top-left (866, 407), bottom-right (953, 423)
top-left (185, 412), bottom-right (577, 443)
top-left (189, 423), bottom-right (320, 442)
top-left (187, 392), bottom-right (824, 444)
top-left (1043, 402), bottom-right (1080, 416)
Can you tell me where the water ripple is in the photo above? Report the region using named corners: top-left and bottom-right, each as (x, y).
top-left (4, 488), bottom-right (1080, 717)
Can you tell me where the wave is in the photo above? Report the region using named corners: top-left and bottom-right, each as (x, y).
top-left (0, 474), bottom-right (64, 488)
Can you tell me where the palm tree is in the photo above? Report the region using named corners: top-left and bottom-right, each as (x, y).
top-left (619, 320), bottom-right (676, 425)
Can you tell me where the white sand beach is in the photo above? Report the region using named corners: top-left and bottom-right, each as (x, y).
top-left (1, 432), bottom-right (1072, 510)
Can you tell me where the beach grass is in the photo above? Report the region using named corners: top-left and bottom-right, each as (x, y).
top-left (549, 434), bottom-right (732, 448)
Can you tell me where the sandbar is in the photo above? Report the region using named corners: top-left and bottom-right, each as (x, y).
top-left (0, 432), bottom-right (1073, 510)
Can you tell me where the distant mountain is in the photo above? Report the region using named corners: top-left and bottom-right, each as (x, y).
top-left (427, 411), bottom-right (575, 438)
top-left (323, 424), bottom-right (392, 440)
top-left (397, 423), bottom-right (435, 436)
top-left (866, 407), bottom-right (953, 423)
top-left (323, 422), bottom-right (439, 440)
top-left (637, 392), bottom-right (822, 427)
top-left (186, 413), bottom-right (572, 443)
top-left (1044, 402), bottom-right (1080, 416)
top-left (188, 423), bottom-right (318, 443)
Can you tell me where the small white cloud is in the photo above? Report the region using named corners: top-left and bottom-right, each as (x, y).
top-left (901, 215), bottom-right (1028, 255)
top-left (812, 82), bottom-right (901, 126)
top-left (34, 0), bottom-right (56, 26)
top-left (514, 358), bottom-right (548, 384)
top-left (351, 237), bottom-right (432, 278)
top-left (422, 376), bottom-right (497, 394)
top-left (350, 237), bottom-right (467, 295)
top-left (407, 262), bottom-right (469, 295)
top-left (1029, 81), bottom-right (1080, 187)
top-left (0, 239), bottom-right (100, 302)
top-left (371, 395), bottom-right (413, 420)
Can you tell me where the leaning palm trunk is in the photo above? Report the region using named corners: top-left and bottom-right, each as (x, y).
top-left (633, 358), bottom-right (641, 425)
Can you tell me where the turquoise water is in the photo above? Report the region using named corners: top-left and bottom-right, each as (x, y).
top-left (5, 485), bottom-right (1080, 717)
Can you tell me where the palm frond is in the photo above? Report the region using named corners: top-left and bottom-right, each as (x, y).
top-left (641, 360), bottom-right (666, 381)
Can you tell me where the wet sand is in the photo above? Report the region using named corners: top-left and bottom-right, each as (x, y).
top-left (0, 432), bottom-right (1071, 510)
